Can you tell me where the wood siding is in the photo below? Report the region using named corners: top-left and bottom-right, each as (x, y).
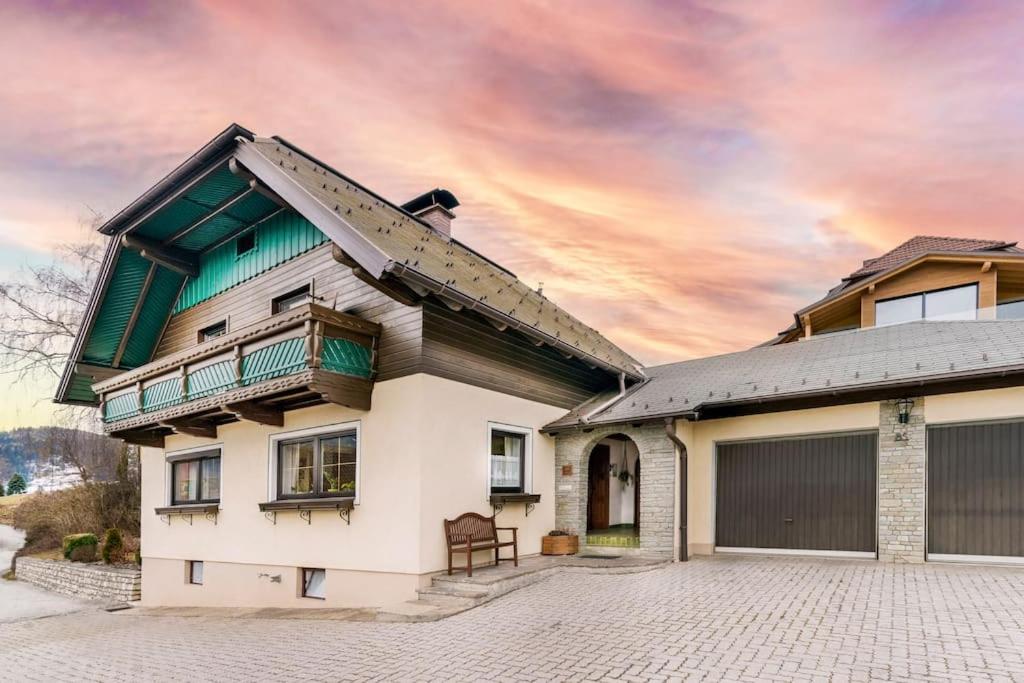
top-left (860, 262), bottom-right (995, 327)
top-left (155, 243), bottom-right (614, 408)
top-left (421, 300), bottom-right (615, 409)
top-left (928, 421), bottom-right (1024, 558)
top-left (715, 433), bottom-right (878, 552)
top-left (156, 243), bottom-right (423, 382)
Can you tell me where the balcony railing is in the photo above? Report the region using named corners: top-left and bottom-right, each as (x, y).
top-left (93, 303), bottom-right (380, 445)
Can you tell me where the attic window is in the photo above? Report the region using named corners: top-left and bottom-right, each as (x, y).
top-left (273, 285), bottom-right (311, 314)
top-left (236, 232), bottom-right (257, 257)
top-left (199, 321), bottom-right (227, 343)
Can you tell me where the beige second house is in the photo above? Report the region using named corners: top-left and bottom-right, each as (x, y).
top-left (58, 124), bottom-right (1024, 608)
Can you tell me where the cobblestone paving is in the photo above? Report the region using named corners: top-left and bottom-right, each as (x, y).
top-left (3, 555), bottom-right (1024, 682)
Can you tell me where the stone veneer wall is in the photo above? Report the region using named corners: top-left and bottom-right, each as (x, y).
top-left (15, 557), bottom-right (142, 602)
top-left (554, 423), bottom-right (677, 557)
top-left (877, 398), bottom-right (926, 563)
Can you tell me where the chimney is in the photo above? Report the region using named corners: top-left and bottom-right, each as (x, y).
top-left (401, 188), bottom-right (460, 237)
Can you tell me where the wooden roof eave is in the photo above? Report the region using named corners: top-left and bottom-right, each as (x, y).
top-left (795, 251), bottom-right (1024, 320)
top-left (388, 263), bottom-right (645, 382)
top-left (54, 237), bottom-right (121, 405)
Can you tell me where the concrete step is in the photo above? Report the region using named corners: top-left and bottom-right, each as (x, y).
top-left (418, 584), bottom-right (490, 600)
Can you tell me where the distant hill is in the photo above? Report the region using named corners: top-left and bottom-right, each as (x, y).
top-left (0, 427), bottom-right (120, 490)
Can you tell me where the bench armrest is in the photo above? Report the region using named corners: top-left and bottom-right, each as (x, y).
top-left (495, 527), bottom-right (518, 531)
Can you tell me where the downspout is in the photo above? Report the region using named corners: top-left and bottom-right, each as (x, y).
top-left (664, 417), bottom-right (688, 562)
top-left (580, 372), bottom-right (626, 424)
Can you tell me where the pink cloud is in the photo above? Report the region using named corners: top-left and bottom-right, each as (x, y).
top-left (0, 0), bottom-right (1021, 382)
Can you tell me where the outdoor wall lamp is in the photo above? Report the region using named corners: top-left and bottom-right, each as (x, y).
top-left (895, 398), bottom-right (914, 424)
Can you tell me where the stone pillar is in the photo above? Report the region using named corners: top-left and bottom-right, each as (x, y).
top-left (877, 398), bottom-right (926, 563)
top-left (554, 423), bottom-right (676, 558)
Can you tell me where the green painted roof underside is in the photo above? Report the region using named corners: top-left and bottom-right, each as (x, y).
top-left (80, 249), bottom-right (151, 365)
top-left (175, 210), bottom-right (327, 312)
top-left (70, 164), bottom-right (294, 404)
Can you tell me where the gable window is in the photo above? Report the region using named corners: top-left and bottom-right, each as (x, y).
top-left (235, 231), bottom-right (257, 257)
top-left (198, 320), bottom-right (227, 343)
top-left (302, 568), bottom-right (326, 599)
top-left (875, 283), bottom-right (978, 327)
top-left (489, 425), bottom-right (531, 494)
top-left (170, 450), bottom-right (221, 505)
top-left (272, 285), bottom-right (311, 314)
top-left (277, 429), bottom-right (357, 499)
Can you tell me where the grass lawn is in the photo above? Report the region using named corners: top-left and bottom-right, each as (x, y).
top-left (0, 492), bottom-right (29, 525)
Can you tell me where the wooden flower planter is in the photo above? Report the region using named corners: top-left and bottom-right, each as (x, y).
top-left (541, 534), bottom-right (579, 556)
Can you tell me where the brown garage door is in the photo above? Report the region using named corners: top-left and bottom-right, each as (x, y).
top-left (716, 432), bottom-right (877, 553)
top-left (928, 421), bottom-right (1024, 559)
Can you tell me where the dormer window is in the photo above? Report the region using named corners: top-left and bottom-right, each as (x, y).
top-left (235, 231), bottom-right (257, 257)
top-left (876, 283), bottom-right (978, 327)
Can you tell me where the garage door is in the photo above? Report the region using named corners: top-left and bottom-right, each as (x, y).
top-left (928, 421), bottom-right (1024, 562)
top-left (716, 432), bottom-right (877, 556)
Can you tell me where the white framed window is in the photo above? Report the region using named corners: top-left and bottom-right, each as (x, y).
top-left (487, 422), bottom-right (533, 496)
top-left (267, 422), bottom-right (361, 504)
top-left (165, 444), bottom-right (224, 507)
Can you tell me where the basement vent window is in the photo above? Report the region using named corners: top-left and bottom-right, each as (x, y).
top-left (302, 568), bottom-right (326, 599)
top-left (188, 560), bottom-right (204, 585)
top-left (235, 231), bottom-right (257, 257)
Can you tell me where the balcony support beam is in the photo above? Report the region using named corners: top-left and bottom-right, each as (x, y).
top-left (221, 400), bottom-right (283, 426)
top-left (121, 234), bottom-right (199, 278)
top-left (160, 418), bottom-right (217, 439)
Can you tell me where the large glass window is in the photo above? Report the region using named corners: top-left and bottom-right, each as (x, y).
top-left (490, 428), bottom-right (527, 494)
top-left (277, 430), bottom-right (357, 499)
top-left (171, 451), bottom-right (220, 505)
top-left (875, 283), bottom-right (977, 326)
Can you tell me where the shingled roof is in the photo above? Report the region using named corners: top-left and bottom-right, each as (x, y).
top-left (848, 236), bottom-right (1020, 280)
top-left (546, 319), bottom-right (1024, 429)
top-left (233, 136), bottom-right (644, 380)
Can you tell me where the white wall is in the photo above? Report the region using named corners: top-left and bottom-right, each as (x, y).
top-left (141, 372), bottom-right (566, 607)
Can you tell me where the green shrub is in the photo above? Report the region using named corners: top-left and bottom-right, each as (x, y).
top-left (101, 528), bottom-right (124, 564)
top-left (12, 480), bottom-right (139, 556)
top-left (6, 473), bottom-right (26, 495)
top-left (62, 533), bottom-right (98, 562)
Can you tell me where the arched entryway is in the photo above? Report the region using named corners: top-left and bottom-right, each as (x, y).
top-left (586, 434), bottom-right (641, 547)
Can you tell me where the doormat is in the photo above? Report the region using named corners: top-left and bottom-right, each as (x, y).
top-left (577, 554), bottom-right (621, 560)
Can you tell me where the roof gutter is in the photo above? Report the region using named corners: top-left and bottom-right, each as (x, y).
top-left (580, 373), bottom-right (626, 424)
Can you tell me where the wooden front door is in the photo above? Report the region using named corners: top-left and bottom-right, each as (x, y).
top-left (588, 445), bottom-right (610, 531)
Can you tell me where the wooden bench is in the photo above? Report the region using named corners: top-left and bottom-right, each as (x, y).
top-left (444, 512), bottom-right (518, 577)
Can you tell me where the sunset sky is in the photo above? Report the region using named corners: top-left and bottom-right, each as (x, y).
top-left (1, 0), bottom-right (1023, 428)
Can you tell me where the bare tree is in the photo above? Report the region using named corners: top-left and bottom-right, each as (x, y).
top-left (0, 213), bottom-right (131, 482)
top-left (0, 228), bottom-right (103, 384)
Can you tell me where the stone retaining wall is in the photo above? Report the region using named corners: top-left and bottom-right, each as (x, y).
top-left (15, 557), bottom-right (141, 602)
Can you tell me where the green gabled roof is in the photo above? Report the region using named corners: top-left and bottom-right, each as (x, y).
top-left (56, 124), bottom-right (293, 406)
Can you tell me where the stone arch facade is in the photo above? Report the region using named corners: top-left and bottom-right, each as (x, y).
top-left (554, 422), bottom-right (676, 557)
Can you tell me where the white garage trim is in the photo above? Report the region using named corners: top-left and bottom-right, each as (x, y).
top-left (928, 553), bottom-right (1024, 566)
top-left (715, 547), bottom-right (876, 560)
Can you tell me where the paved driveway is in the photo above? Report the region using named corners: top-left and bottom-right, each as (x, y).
top-left (2, 555), bottom-right (1024, 682)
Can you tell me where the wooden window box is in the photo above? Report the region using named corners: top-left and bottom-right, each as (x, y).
top-left (259, 497), bottom-right (354, 525)
top-left (154, 504), bottom-right (220, 526)
top-left (489, 493), bottom-right (541, 516)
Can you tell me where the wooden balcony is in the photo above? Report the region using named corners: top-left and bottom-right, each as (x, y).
top-left (93, 303), bottom-right (380, 447)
